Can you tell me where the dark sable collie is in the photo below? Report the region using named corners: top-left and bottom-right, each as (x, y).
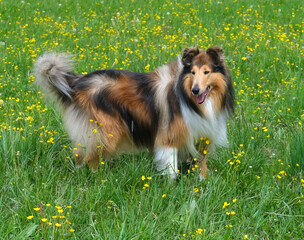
top-left (35, 46), bottom-right (234, 179)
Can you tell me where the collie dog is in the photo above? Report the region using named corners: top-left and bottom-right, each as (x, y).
top-left (34, 46), bottom-right (234, 179)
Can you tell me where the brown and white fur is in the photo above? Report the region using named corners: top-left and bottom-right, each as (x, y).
top-left (34, 46), bottom-right (234, 179)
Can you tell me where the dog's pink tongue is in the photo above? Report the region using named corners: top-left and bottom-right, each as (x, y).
top-left (196, 88), bottom-right (210, 104)
top-left (196, 94), bottom-right (205, 104)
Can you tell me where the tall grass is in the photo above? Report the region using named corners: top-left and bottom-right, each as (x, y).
top-left (0, 0), bottom-right (303, 239)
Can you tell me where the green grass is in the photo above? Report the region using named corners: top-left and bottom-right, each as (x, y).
top-left (1, 0), bottom-right (304, 239)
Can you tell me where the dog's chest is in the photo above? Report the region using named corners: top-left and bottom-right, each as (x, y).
top-left (181, 99), bottom-right (228, 147)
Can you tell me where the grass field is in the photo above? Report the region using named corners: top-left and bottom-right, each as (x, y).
top-left (1, 0), bottom-right (304, 239)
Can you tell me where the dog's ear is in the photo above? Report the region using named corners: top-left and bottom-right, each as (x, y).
top-left (206, 46), bottom-right (224, 64)
top-left (182, 47), bottom-right (200, 67)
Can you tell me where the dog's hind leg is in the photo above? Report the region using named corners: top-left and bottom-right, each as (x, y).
top-left (85, 148), bottom-right (100, 172)
top-left (83, 137), bottom-right (102, 171)
top-left (74, 147), bottom-right (85, 168)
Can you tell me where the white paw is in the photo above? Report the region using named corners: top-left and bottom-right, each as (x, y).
top-left (161, 169), bottom-right (177, 180)
top-left (199, 173), bottom-right (206, 181)
top-left (75, 163), bottom-right (84, 169)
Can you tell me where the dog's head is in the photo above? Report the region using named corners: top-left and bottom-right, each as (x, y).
top-left (182, 46), bottom-right (230, 110)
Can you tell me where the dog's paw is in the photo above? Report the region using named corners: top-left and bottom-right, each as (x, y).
top-left (75, 163), bottom-right (84, 169)
top-left (199, 173), bottom-right (206, 181)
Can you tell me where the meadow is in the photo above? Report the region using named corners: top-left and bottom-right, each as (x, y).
top-left (0, 0), bottom-right (304, 239)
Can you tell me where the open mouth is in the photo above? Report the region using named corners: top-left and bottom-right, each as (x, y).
top-left (196, 86), bottom-right (210, 104)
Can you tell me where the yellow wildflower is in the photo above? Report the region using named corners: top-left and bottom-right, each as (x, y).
top-left (222, 202), bottom-right (230, 209)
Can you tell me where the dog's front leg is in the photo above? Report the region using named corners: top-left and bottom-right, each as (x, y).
top-left (154, 147), bottom-right (178, 179)
top-left (199, 155), bottom-right (208, 180)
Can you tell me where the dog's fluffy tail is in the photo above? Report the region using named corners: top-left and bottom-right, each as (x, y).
top-left (34, 53), bottom-right (75, 104)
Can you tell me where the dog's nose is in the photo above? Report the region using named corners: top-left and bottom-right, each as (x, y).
top-left (191, 87), bottom-right (200, 95)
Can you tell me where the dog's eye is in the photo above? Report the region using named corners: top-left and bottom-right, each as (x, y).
top-left (191, 71), bottom-right (195, 75)
top-left (204, 71), bottom-right (210, 75)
